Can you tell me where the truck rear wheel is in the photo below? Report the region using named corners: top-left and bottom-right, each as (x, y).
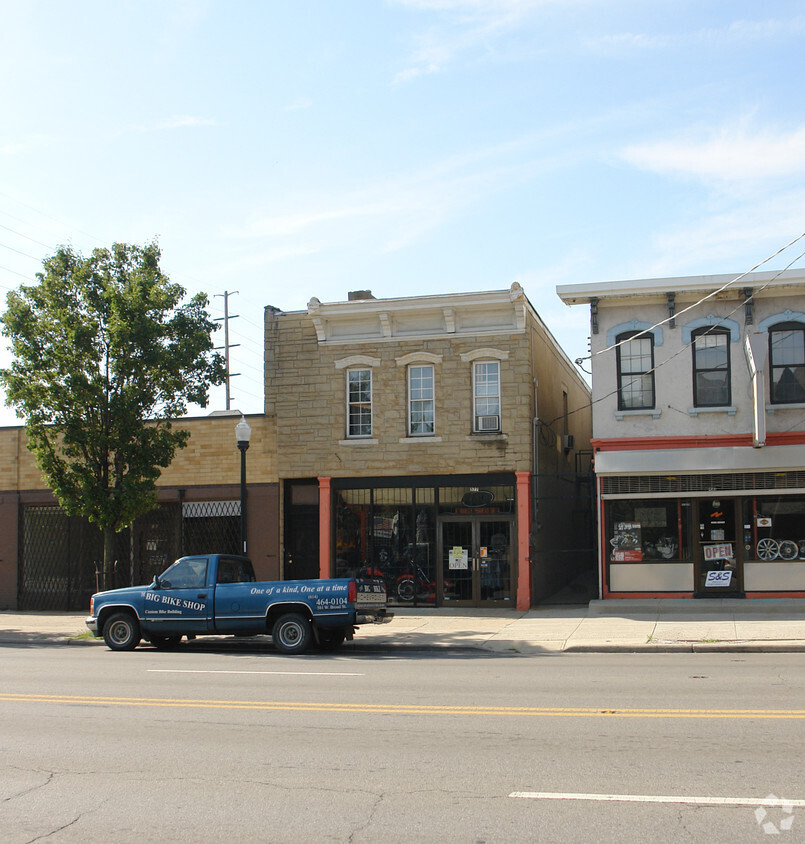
top-left (102, 612), bottom-right (141, 651)
top-left (316, 627), bottom-right (346, 651)
top-left (272, 613), bottom-right (312, 654)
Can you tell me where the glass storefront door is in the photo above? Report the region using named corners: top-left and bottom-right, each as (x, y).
top-left (440, 517), bottom-right (513, 606)
top-left (696, 498), bottom-right (743, 595)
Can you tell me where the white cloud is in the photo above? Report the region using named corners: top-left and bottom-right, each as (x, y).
top-left (638, 189), bottom-right (805, 280)
top-left (392, 0), bottom-right (558, 83)
top-left (621, 123), bottom-right (805, 183)
top-left (585, 14), bottom-right (805, 56)
top-left (224, 136), bottom-right (554, 254)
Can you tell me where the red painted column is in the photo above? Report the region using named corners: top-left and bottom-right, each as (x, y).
top-left (515, 471), bottom-right (532, 610)
top-left (317, 477), bottom-right (332, 579)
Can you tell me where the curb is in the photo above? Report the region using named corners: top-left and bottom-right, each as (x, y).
top-left (3, 634), bottom-right (805, 654)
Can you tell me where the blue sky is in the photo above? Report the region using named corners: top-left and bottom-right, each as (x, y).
top-left (1, 0), bottom-right (804, 425)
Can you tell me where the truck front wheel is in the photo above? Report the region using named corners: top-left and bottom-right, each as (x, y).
top-left (272, 613), bottom-right (312, 654)
top-left (102, 612), bottom-right (141, 651)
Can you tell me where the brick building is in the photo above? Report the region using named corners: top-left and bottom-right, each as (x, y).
top-left (0, 413), bottom-right (278, 610)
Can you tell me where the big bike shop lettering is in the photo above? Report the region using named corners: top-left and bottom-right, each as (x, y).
top-left (144, 591), bottom-right (206, 612)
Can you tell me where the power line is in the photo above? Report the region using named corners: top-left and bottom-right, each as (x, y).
top-left (546, 235), bottom-right (805, 430)
top-left (0, 222), bottom-right (53, 250)
top-left (582, 230), bottom-right (805, 363)
top-left (0, 241), bottom-right (43, 261)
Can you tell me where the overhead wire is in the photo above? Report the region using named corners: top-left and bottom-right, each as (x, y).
top-left (544, 234), bottom-right (805, 430)
top-left (580, 230), bottom-right (805, 364)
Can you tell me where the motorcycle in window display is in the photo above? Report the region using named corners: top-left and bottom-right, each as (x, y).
top-left (360, 543), bottom-right (446, 604)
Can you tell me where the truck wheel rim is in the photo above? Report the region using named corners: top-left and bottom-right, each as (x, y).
top-left (280, 622), bottom-right (301, 645)
top-left (111, 622), bottom-right (130, 644)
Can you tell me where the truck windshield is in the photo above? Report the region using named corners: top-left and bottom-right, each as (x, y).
top-left (159, 558), bottom-right (208, 589)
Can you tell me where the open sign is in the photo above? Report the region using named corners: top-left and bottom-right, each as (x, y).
top-left (703, 543), bottom-right (733, 561)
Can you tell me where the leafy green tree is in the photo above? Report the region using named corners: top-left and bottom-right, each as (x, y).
top-left (0, 242), bottom-right (227, 589)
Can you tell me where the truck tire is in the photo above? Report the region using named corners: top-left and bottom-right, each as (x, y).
top-left (272, 613), bottom-right (312, 654)
top-left (316, 627), bottom-right (346, 651)
top-left (102, 612), bottom-right (141, 651)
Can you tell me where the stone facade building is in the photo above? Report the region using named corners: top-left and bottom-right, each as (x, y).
top-left (267, 284), bottom-right (592, 609)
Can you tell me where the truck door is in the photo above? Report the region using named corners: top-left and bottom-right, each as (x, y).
top-left (143, 556), bottom-right (213, 634)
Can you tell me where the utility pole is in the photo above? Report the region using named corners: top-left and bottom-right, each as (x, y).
top-left (214, 290), bottom-right (241, 410)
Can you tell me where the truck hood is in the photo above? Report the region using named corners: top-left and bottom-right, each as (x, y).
top-left (92, 585), bottom-right (150, 602)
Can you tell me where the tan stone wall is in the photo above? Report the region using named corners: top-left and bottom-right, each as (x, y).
top-left (158, 414), bottom-right (276, 487)
top-left (0, 413), bottom-right (277, 493)
top-left (266, 309), bottom-right (591, 481)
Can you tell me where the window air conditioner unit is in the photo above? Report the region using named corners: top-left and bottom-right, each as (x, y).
top-left (562, 434), bottom-right (575, 452)
top-left (476, 415), bottom-right (500, 432)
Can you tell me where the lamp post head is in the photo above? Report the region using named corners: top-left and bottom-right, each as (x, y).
top-left (235, 415), bottom-right (252, 450)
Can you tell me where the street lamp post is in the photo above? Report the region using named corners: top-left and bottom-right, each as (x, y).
top-left (235, 415), bottom-right (252, 555)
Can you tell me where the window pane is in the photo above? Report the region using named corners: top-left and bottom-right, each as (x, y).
top-left (620, 338), bottom-right (652, 374)
top-left (474, 362), bottom-right (501, 424)
top-left (771, 329), bottom-right (805, 367)
top-left (693, 331), bottom-right (730, 406)
top-left (409, 366), bottom-right (435, 435)
top-left (617, 333), bottom-right (654, 410)
top-left (695, 334), bottom-right (728, 369)
top-left (695, 371), bottom-right (729, 405)
top-left (770, 326), bottom-right (805, 403)
top-left (348, 369), bottom-right (372, 436)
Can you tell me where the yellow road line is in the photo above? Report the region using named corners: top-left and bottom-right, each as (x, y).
top-left (1, 692), bottom-right (805, 718)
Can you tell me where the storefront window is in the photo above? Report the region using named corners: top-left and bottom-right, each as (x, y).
top-left (333, 486), bottom-right (438, 604)
top-left (605, 499), bottom-right (691, 563)
top-left (744, 496), bottom-right (805, 561)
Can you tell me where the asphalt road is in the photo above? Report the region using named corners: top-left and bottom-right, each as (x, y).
top-left (1, 644), bottom-right (804, 843)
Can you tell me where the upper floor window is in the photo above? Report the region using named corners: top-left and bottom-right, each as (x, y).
top-left (347, 368), bottom-right (372, 437)
top-left (692, 328), bottom-right (730, 407)
top-left (408, 365), bottom-right (435, 436)
top-left (616, 331), bottom-right (654, 410)
top-left (473, 361), bottom-right (501, 432)
top-left (770, 323), bottom-right (805, 404)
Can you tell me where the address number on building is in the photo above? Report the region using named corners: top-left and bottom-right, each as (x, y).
top-left (705, 570), bottom-right (733, 587)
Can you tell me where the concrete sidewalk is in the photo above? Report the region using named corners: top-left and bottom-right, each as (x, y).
top-left (3, 599), bottom-right (805, 653)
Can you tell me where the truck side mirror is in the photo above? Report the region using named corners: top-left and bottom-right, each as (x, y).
top-left (151, 574), bottom-right (161, 590)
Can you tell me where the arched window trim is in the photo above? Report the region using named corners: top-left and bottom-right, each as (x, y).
top-left (606, 320), bottom-right (663, 349)
top-left (681, 315), bottom-right (740, 344)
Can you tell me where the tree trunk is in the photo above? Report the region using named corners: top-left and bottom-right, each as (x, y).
top-left (103, 527), bottom-right (116, 591)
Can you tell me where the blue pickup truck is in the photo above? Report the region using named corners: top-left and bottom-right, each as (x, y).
top-left (86, 554), bottom-right (391, 654)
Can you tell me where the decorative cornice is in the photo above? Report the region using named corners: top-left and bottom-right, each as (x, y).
top-left (306, 284), bottom-right (527, 345)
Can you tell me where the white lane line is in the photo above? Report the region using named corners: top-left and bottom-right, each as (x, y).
top-left (509, 792), bottom-right (805, 807)
top-left (148, 669), bottom-right (364, 677)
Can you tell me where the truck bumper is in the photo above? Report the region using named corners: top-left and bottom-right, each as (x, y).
top-left (85, 617), bottom-right (99, 636)
top-left (355, 610), bottom-right (394, 625)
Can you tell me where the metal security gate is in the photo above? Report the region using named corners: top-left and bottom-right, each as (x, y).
top-left (19, 500), bottom-right (242, 610)
top-left (19, 506), bottom-right (107, 611)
